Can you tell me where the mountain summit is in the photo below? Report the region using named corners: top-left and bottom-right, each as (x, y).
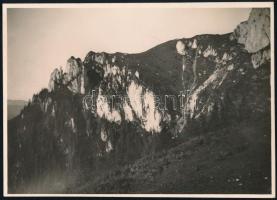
top-left (8, 8), bottom-right (271, 194)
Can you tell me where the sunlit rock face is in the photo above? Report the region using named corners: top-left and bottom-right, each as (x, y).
top-left (233, 8), bottom-right (270, 53)
top-left (186, 67), bottom-right (229, 119)
top-left (176, 40), bottom-right (186, 55)
top-left (48, 68), bottom-right (63, 91)
top-left (87, 52), bottom-right (164, 133)
top-left (65, 56), bottom-right (84, 94)
top-left (127, 81), bottom-right (162, 133)
top-left (48, 57), bottom-right (85, 94)
top-left (96, 88), bottom-right (122, 124)
top-left (191, 39), bottom-right (198, 49)
top-left (203, 45), bottom-right (217, 57)
top-left (251, 48), bottom-right (270, 69)
top-left (232, 8), bottom-right (270, 70)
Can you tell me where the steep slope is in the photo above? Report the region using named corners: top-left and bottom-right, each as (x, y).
top-left (8, 8), bottom-right (271, 194)
top-left (69, 116), bottom-right (271, 194)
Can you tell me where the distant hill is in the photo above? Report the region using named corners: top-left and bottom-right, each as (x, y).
top-left (8, 100), bottom-right (27, 120)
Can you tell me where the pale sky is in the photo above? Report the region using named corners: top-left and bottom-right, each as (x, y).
top-left (7, 7), bottom-right (251, 100)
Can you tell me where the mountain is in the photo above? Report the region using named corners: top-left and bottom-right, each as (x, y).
top-left (8, 8), bottom-right (271, 194)
top-left (8, 100), bottom-right (28, 120)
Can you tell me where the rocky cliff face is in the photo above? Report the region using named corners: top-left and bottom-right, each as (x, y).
top-left (8, 8), bottom-right (271, 193)
top-left (232, 8), bottom-right (270, 53)
top-left (232, 8), bottom-right (271, 70)
top-left (49, 56), bottom-right (85, 94)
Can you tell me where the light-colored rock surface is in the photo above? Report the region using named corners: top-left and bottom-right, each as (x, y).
top-left (176, 40), bottom-right (186, 55)
top-left (203, 45), bottom-right (217, 57)
top-left (192, 39), bottom-right (198, 49)
top-left (65, 57), bottom-right (83, 93)
top-left (251, 48), bottom-right (271, 69)
top-left (233, 8), bottom-right (270, 53)
top-left (48, 68), bottom-right (63, 91)
top-left (49, 57), bottom-right (85, 93)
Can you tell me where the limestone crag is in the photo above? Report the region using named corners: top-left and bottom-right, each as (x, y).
top-left (233, 8), bottom-right (270, 53)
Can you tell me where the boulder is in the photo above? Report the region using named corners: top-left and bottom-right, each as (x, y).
top-left (176, 40), bottom-right (186, 55)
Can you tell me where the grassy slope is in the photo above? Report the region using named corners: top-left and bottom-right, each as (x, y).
top-left (67, 115), bottom-right (271, 194)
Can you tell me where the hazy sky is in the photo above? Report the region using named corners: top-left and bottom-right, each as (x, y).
top-left (7, 7), bottom-right (251, 100)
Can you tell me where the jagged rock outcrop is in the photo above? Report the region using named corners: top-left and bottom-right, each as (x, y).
top-left (48, 68), bottom-right (63, 91)
top-left (251, 47), bottom-right (271, 69)
top-left (83, 51), bottom-right (105, 91)
top-left (49, 57), bottom-right (85, 94)
top-left (176, 40), bottom-right (186, 55)
top-left (65, 56), bottom-right (84, 94)
top-left (232, 8), bottom-right (271, 70)
top-left (203, 45), bottom-right (217, 57)
top-left (83, 51), bottom-right (168, 134)
top-left (232, 8), bottom-right (270, 53)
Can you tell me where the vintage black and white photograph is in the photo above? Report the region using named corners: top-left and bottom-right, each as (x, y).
top-left (3, 2), bottom-right (275, 197)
